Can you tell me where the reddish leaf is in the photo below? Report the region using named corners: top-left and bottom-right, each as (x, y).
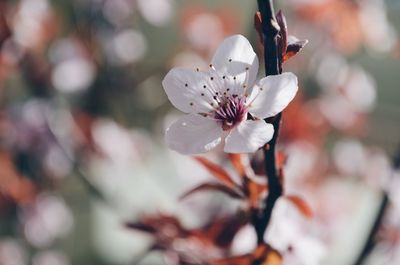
top-left (194, 157), bottom-right (237, 189)
top-left (213, 243), bottom-right (282, 265)
top-left (194, 212), bottom-right (248, 248)
top-left (180, 183), bottom-right (243, 200)
top-left (276, 151), bottom-right (287, 169)
top-left (228, 154), bottom-right (246, 177)
top-left (283, 39), bottom-right (308, 62)
top-left (246, 179), bottom-right (268, 209)
top-left (0, 151), bottom-right (36, 205)
top-left (254, 11), bottom-right (263, 45)
top-left (213, 255), bottom-right (251, 265)
top-left (125, 222), bottom-right (156, 233)
top-left (276, 10), bottom-right (288, 57)
top-left (285, 195), bottom-right (314, 219)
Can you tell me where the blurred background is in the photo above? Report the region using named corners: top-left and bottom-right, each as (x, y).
top-left (0, 0), bottom-right (399, 264)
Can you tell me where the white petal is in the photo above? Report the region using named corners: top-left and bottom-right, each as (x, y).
top-left (211, 35), bottom-right (259, 96)
top-left (165, 114), bottom-right (222, 155)
top-left (224, 120), bottom-right (274, 153)
top-left (248, 72), bottom-right (298, 119)
top-left (162, 68), bottom-right (223, 113)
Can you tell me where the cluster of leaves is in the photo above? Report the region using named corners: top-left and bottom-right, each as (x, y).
top-left (127, 152), bottom-right (312, 264)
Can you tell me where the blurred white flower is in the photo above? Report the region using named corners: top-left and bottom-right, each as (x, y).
top-left (22, 194), bottom-right (74, 248)
top-left (0, 239), bottom-right (27, 265)
top-left (32, 251), bottom-right (70, 265)
top-left (12, 0), bottom-right (51, 48)
top-left (111, 30), bottom-right (147, 65)
top-left (360, 0), bottom-right (397, 53)
top-left (185, 13), bottom-right (224, 52)
top-left (264, 198), bottom-right (326, 265)
top-left (333, 139), bottom-right (367, 177)
top-left (137, 0), bottom-right (172, 27)
top-left (163, 35), bottom-right (298, 154)
top-left (333, 138), bottom-right (392, 189)
top-left (49, 38), bottom-right (96, 93)
top-left (171, 51), bottom-right (208, 69)
top-left (230, 224), bottom-right (257, 256)
top-left (317, 60), bottom-right (377, 130)
top-left (103, 0), bottom-right (135, 26)
top-left (52, 58), bottom-right (95, 93)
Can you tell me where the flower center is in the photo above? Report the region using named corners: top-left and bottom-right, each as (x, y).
top-left (214, 96), bottom-right (247, 131)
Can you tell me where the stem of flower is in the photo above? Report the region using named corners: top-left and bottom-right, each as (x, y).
top-left (252, 0), bottom-right (283, 244)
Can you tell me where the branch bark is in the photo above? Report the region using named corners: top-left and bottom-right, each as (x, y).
top-left (252, 0), bottom-right (284, 244)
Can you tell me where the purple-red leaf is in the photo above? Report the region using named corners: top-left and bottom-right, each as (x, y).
top-left (213, 243), bottom-right (282, 265)
top-left (285, 195), bottom-right (314, 219)
top-left (283, 39), bottom-right (308, 62)
top-left (180, 182), bottom-right (244, 200)
top-left (194, 157), bottom-right (237, 189)
top-left (276, 10), bottom-right (288, 57)
top-left (228, 154), bottom-right (247, 177)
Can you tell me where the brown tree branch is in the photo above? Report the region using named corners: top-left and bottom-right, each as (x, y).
top-left (252, 0), bottom-right (284, 244)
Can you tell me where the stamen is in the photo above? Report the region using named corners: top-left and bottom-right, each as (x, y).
top-left (213, 95), bottom-right (248, 131)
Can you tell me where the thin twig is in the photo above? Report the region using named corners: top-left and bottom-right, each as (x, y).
top-left (353, 147), bottom-right (400, 265)
top-left (252, 0), bottom-right (283, 244)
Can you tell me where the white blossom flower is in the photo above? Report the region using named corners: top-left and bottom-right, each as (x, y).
top-left (162, 35), bottom-right (298, 154)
